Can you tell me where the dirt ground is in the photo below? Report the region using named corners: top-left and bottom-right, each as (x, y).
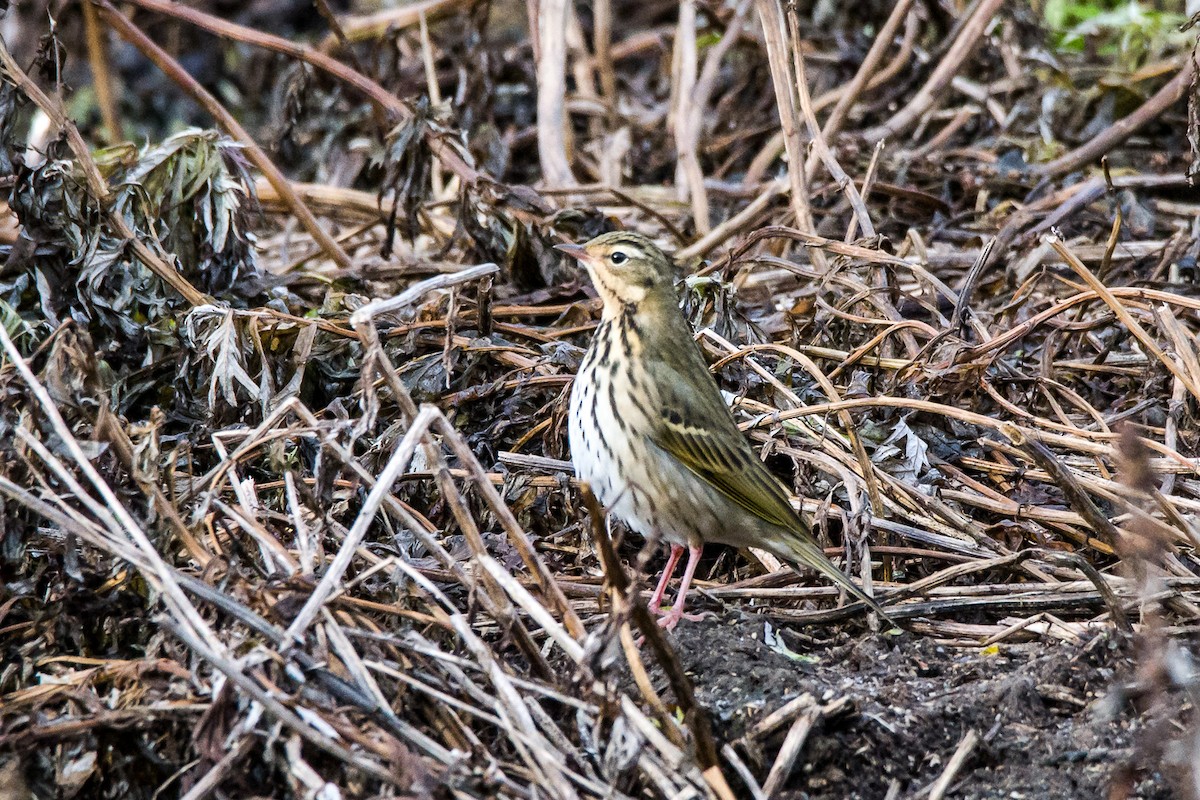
top-left (666, 617), bottom-right (1173, 799)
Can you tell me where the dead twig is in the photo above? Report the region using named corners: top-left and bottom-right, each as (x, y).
top-left (755, 0), bottom-right (827, 269)
top-left (536, 0), bottom-right (578, 187)
top-left (923, 729), bottom-right (980, 800)
top-left (1040, 61), bottom-right (1197, 177)
top-left (860, 0), bottom-right (1005, 144)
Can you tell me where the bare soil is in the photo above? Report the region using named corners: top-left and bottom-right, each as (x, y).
top-left (668, 618), bottom-right (1167, 799)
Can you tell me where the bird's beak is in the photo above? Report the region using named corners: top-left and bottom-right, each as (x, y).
top-left (555, 243), bottom-right (590, 262)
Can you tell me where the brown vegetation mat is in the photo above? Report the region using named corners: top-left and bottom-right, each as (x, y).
top-left (1, 0), bottom-right (1200, 797)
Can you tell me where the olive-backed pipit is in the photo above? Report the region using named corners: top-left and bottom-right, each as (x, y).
top-left (558, 232), bottom-right (891, 630)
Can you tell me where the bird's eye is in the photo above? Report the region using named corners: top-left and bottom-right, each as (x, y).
top-left (610, 251), bottom-right (628, 265)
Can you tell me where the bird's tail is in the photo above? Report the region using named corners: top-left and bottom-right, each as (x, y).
top-left (772, 532), bottom-right (897, 628)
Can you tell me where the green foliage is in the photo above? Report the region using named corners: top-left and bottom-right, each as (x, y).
top-left (1043, 0), bottom-right (1188, 63)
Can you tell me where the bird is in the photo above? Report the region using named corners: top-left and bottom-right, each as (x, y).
top-left (557, 231), bottom-right (893, 630)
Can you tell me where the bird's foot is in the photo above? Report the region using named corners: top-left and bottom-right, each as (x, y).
top-left (655, 608), bottom-right (712, 630)
top-left (650, 602), bottom-right (708, 620)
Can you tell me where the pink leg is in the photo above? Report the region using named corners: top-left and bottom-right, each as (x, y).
top-left (648, 543), bottom-right (685, 611)
top-left (659, 545), bottom-right (706, 630)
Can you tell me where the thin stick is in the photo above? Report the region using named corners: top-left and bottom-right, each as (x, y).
top-left (745, 7), bottom-right (920, 186)
top-left (433, 414), bottom-right (587, 638)
top-left (787, 10), bottom-right (875, 237)
top-left (671, 0), bottom-right (708, 232)
top-left (349, 263), bottom-right (499, 323)
top-left (684, 0), bottom-right (752, 234)
top-left (536, 0), bottom-right (578, 186)
top-left (94, 405), bottom-right (212, 567)
top-left (761, 697), bottom-right (849, 796)
top-left (679, 180), bottom-right (786, 261)
top-left (847, 139), bottom-right (885, 243)
top-left (755, 0), bottom-right (827, 269)
top-left (860, 0), bottom-right (1004, 144)
top-left (721, 745), bottom-right (768, 800)
top-left (926, 729), bottom-right (980, 800)
top-left (817, 0), bottom-right (915, 145)
top-left (315, 0), bottom-right (467, 49)
top-left (81, 0), bottom-right (119, 141)
top-left (1040, 61), bottom-right (1196, 177)
top-left (593, 0), bottom-right (618, 113)
top-left (418, 9), bottom-right (445, 197)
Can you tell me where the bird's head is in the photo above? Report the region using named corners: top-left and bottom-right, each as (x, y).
top-left (556, 232), bottom-right (676, 309)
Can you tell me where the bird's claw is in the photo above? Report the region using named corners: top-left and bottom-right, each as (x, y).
top-left (654, 608), bottom-right (713, 630)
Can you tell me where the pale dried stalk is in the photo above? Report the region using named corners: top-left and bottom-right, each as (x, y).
top-left (754, 0), bottom-right (827, 269)
top-left (761, 697), bottom-right (849, 796)
top-left (671, 0), bottom-right (708, 232)
top-left (317, 0), bottom-right (467, 48)
top-left (860, 0), bottom-right (1005, 143)
top-left (418, 10), bottom-right (446, 197)
top-left (1048, 235), bottom-right (1200, 406)
top-left (786, 10), bottom-right (875, 237)
top-left (81, 0), bottom-right (119, 140)
top-left (847, 139), bottom-right (885, 243)
top-left (926, 729), bottom-right (980, 800)
top-left (679, 180), bottom-right (786, 260)
top-left (349, 263), bottom-right (500, 323)
top-left (816, 0), bottom-right (916, 148)
top-left (592, 0), bottom-right (617, 109)
top-left (744, 5), bottom-right (920, 186)
top-left (537, 0), bottom-right (578, 187)
top-left (281, 406), bottom-right (438, 645)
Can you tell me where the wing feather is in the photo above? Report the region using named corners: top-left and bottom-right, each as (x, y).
top-left (649, 361), bottom-right (802, 532)
top-left (640, 332), bottom-right (895, 623)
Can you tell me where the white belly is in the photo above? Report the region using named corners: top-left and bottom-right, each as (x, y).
top-left (568, 350), bottom-right (717, 548)
top-left (568, 358), bottom-right (634, 518)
